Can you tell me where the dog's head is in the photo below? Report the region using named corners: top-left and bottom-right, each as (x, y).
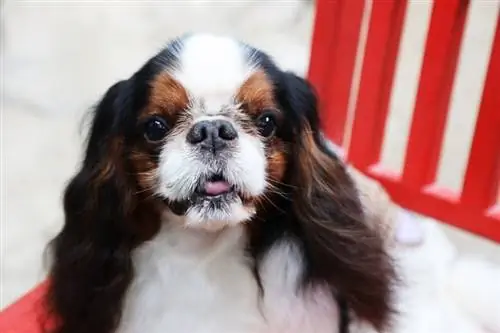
top-left (66, 34), bottom-right (327, 232)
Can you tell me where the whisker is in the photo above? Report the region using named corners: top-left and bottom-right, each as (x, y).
top-left (134, 187), bottom-right (156, 195)
top-left (264, 182), bottom-right (290, 200)
top-left (129, 171), bottom-right (157, 176)
top-left (267, 178), bottom-right (297, 190)
top-left (129, 150), bottom-right (161, 159)
top-left (259, 193), bottom-right (286, 214)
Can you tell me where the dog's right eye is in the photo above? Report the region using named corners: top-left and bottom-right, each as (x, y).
top-left (256, 111), bottom-right (277, 138)
top-left (144, 116), bottom-right (168, 142)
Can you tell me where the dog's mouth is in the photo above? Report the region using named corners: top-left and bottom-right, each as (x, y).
top-left (195, 173), bottom-right (236, 198)
top-left (167, 173), bottom-right (243, 216)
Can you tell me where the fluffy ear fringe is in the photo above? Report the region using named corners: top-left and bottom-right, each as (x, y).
top-left (291, 128), bottom-right (396, 331)
top-left (43, 81), bottom-right (136, 333)
top-left (282, 72), bottom-right (397, 331)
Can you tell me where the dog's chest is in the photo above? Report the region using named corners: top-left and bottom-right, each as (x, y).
top-left (117, 226), bottom-right (339, 333)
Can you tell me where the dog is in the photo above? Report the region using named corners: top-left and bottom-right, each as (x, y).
top-left (44, 33), bottom-right (396, 333)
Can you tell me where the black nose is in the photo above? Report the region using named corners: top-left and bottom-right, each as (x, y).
top-left (186, 119), bottom-right (238, 151)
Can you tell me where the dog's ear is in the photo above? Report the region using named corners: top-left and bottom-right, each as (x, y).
top-left (280, 72), bottom-right (396, 331)
top-left (44, 80), bottom-right (137, 333)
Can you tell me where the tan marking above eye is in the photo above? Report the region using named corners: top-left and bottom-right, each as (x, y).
top-left (235, 70), bottom-right (277, 116)
top-left (146, 72), bottom-right (190, 119)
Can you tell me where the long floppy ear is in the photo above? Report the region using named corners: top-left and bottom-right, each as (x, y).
top-left (281, 72), bottom-right (396, 331)
top-left (44, 81), bottom-right (138, 333)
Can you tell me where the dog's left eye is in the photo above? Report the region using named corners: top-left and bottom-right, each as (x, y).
top-left (144, 117), bottom-right (168, 142)
top-left (256, 112), bottom-right (277, 138)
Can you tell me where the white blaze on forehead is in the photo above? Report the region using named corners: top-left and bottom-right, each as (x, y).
top-left (171, 34), bottom-right (257, 114)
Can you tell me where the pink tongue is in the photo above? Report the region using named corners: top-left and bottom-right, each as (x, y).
top-left (204, 181), bottom-right (231, 196)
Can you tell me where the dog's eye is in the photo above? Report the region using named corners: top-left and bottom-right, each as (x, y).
top-left (144, 117), bottom-right (168, 142)
top-left (256, 112), bottom-right (277, 138)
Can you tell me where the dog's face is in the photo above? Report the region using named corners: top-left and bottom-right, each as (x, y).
top-left (117, 34), bottom-right (292, 231)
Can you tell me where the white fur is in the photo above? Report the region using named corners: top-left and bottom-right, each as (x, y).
top-left (447, 256), bottom-right (500, 332)
top-left (259, 240), bottom-right (341, 332)
top-left (116, 212), bottom-right (339, 333)
top-left (172, 34), bottom-right (256, 113)
top-left (385, 219), bottom-right (500, 333)
top-left (184, 199), bottom-right (255, 231)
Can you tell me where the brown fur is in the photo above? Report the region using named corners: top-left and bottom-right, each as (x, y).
top-left (129, 150), bottom-right (159, 191)
top-left (236, 70), bottom-right (277, 115)
top-left (146, 73), bottom-right (190, 120)
top-left (265, 141), bottom-right (288, 184)
top-left (92, 138), bottom-right (124, 185)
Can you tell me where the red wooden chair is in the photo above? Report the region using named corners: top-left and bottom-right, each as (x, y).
top-left (0, 283), bottom-right (48, 333)
top-left (309, 0), bottom-right (500, 242)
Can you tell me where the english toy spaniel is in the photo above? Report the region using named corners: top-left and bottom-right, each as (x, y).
top-left (44, 34), bottom-right (396, 333)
